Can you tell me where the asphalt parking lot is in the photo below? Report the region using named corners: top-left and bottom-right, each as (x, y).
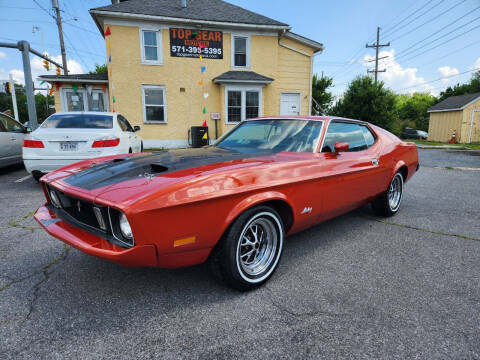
top-left (1, 148), bottom-right (479, 359)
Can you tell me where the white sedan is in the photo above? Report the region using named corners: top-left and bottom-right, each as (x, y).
top-left (23, 112), bottom-right (143, 181)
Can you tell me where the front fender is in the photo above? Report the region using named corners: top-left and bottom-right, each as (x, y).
top-left (221, 191), bottom-right (292, 236)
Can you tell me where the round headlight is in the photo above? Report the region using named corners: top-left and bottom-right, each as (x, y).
top-left (119, 213), bottom-right (133, 239)
top-left (50, 190), bottom-right (61, 208)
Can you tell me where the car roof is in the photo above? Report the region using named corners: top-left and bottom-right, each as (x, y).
top-left (245, 115), bottom-right (368, 124)
top-left (51, 111), bottom-right (117, 116)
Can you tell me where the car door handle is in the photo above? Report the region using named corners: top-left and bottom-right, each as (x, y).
top-left (371, 159), bottom-right (379, 166)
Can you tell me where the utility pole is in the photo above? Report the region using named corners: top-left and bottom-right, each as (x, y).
top-left (19, 41), bottom-right (38, 129)
top-left (52, 0), bottom-right (68, 75)
top-left (366, 27), bottom-right (390, 84)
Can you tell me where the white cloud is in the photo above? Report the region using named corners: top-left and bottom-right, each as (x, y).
top-left (362, 49), bottom-right (435, 94)
top-left (474, 57), bottom-right (480, 70)
top-left (0, 52), bottom-right (6, 59)
top-left (437, 66), bottom-right (459, 83)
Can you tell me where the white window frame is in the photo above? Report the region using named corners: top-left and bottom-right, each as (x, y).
top-left (224, 85), bottom-right (262, 124)
top-left (140, 28), bottom-right (163, 65)
top-left (231, 34), bottom-right (250, 69)
top-left (142, 85), bottom-right (167, 124)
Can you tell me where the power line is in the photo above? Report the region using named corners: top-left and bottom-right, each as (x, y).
top-left (388, 0), bottom-right (467, 42)
top-left (394, 9), bottom-right (480, 62)
top-left (415, 38), bottom-right (480, 70)
top-left (331, 1), bottom-right (431, 82)
top-left (32, 0), bottom-right (55, 20)
top-left (395, 23), bottom-right (480, 65)
top-left (383, 0), bottom-right (446, 39)
top-left (381, 0), bottom-right (437, 38)
top-left (62, 31), bottom-right (89, 70)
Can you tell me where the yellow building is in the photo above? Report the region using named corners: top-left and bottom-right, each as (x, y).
top-left (40, 0), bottom-right (323, 148)
top-left (427, 92), bottom-right (480, 143)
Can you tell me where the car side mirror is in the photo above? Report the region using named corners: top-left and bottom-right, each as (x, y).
top-left (133, 125), bottom-right (141, 132)
top-left (26, 126), bottom-right (32, 133)
top-left (334, 142), bottom-right (349, 153)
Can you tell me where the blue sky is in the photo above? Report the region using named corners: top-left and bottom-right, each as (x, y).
top-left (1, 0), bottom-right (479, 97)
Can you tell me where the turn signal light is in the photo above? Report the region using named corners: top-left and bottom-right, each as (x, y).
top-left (23, 139), bottom-right (45, 148)
top-left (92, 138), bottom-right (120, 148)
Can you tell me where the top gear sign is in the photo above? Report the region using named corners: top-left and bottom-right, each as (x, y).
top-left (170, 28), bottom-right (223, 59)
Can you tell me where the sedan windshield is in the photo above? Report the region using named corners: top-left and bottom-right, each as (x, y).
top-left (215, 119), bottom-right (323, 153)
top-left (41, 114), bottom-right (113, 129)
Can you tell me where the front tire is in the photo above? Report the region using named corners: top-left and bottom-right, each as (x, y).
top-left (213, 205), bottom-right (284, 291)
top-left (371, 172), bottom-right (404, 217)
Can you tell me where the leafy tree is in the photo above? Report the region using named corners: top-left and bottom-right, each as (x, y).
top-left (311, 74), bottom-right (333, 114)
top-left (396, 93), bottom-right (436, 131)
top-left (89, 63), bottom-right (108, 74)
top-left (329, 76), bottom-right (397, 131)
top-left (437, 71), bottom-right (480, 102)
top-left (0, 84), bottom-right (54, 125)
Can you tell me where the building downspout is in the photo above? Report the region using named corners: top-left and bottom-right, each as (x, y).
top-left (278, 32), bottom-right (323, 116)
top-left (469, 109), bottom-right (480, 143)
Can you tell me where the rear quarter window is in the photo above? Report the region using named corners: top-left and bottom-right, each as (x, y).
top-left (41, 114), bottom-right (113, 129)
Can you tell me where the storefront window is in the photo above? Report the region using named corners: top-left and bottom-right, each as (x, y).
top-left (65, 90), bottom-right (85, 111)
top-left (87, 90), bottom-right (106, 112)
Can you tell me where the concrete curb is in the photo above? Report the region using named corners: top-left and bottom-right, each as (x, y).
top-left (415, 144), bottom-right (477, 150)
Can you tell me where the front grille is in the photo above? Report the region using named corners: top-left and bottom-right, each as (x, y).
top-left (61, 194), bottom-right (101, 229)
top-left (45, 185), bottom-right (133, 248)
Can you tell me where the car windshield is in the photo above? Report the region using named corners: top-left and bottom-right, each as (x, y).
top-left (215, 119), bottom-right (323, 153)
top-left (41, 114), bottom-right (113, 129)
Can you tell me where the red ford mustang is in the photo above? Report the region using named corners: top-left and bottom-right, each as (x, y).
top-left (35, 116), bottom-right (418, 290)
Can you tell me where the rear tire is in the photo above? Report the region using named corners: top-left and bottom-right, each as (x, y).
top-left (371, 172), bottom-right (404, 217)
top-left (211, 205), bottom-right (284, 291)
top-left (31, 171), bottom-right (44, 182)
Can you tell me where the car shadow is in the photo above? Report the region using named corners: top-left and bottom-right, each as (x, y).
top-left (0, 162), bottom-right (26, 175)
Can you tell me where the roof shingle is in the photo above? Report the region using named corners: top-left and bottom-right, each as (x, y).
top-left (91, 0), bottom-right (289, 27)
top-left (213, 71), bottom-right (274, 83)
top-left (39, 73), bottom-right (108, 82)
top-left (428, 92), bottom-right (480, 112)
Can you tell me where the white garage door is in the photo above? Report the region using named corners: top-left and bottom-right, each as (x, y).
top-left (280, 93), bottom-right (300, 116)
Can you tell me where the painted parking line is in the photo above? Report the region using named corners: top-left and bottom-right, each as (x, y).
top-left (15, 175), bottom-right (32, 183)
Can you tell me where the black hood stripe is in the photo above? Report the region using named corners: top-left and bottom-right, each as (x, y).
top-left (64, 147), bottom-right (276, 190)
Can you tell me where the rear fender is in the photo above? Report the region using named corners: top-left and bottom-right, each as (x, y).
top-left (392, 160), bottom-right (407, 181)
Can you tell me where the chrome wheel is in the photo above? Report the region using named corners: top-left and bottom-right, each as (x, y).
top-left (388, 173), bottom-right (403, 212)
top-left (236, 212), bottom-right (283, 283)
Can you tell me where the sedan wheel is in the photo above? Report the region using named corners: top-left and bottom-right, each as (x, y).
top-left (371, 172), bottom-right (404, 217)
top-left (212, 205), bottom-right (284, 291)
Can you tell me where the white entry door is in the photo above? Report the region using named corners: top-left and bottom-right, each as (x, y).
top-left (280, 93), bottom-right (301, 116)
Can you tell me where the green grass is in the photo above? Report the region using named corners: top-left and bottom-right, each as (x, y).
top-left (142, 148), bottom-right (167, 152)
top-left (409, 139), bottom-right (480, 150)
